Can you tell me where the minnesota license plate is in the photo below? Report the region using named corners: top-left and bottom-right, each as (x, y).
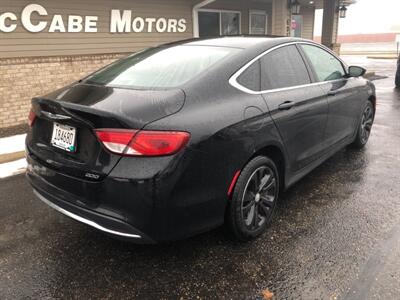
top-left (51, 123), bottom-right (77, 152)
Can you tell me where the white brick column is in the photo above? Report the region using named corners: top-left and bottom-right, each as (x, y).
top-left (272, 0), bottom-right (291, 36)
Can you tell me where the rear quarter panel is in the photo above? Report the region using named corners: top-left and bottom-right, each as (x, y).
top-left (143, 77), bottom-right (286, 237)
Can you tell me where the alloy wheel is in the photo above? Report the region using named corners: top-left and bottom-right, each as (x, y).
top-left (360, 105), bottom-right (374, 144)
top-left (241, 166), bottom-right (277, 231)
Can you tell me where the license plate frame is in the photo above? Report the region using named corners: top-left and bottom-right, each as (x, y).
top-left (50, 122), bottom-right (77, 153)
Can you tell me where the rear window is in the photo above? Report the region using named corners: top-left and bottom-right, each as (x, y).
top-left (85, 45), bottom-right (240, 89)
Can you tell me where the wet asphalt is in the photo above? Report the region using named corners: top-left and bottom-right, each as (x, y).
top-left (1, 57), bottom-right (400, 300)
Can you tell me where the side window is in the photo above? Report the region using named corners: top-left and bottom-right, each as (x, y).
top-left (261, 45), bottom-right (310, 90)
top-left (301, 44), bottom-right (345, 82)
top-left (237, 60), bottom-right (261, 91)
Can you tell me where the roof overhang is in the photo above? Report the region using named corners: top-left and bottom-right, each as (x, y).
top-left (298, 0), bottom-right (357, 10)
top-left (234, 0), bottom-right (358, 11)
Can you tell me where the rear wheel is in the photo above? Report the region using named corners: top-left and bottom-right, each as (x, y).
top-left (352, 101), bottom-right (375, 149)
top-left (226, 156), bottom-right (279, 242)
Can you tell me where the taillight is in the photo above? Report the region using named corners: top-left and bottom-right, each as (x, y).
top-left (28, 109), bottom-right (36, 127)
top-left (95, 129), bottom-right (190, 157)
top-left (95, 129), bottom-right (137, 155)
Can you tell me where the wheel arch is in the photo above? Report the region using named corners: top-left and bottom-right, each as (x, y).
top-left (249, 144), bottom-right (286, 192)
top-left (368, 95), bottom-right (376, 111)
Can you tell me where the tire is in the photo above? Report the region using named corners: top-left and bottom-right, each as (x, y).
top-left (226, 156), bottom-right (280, 242)
top-left (351, 101), bottom-right (375, 149)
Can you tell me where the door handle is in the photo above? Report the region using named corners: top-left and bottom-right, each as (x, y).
top-left (328, 91), bottom-right (337, 96)
top-left (278, 101), bottom-right (295, 110)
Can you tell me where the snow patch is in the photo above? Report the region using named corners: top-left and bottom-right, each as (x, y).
top-left (0, 158), bottom-right (27, 178)
top-left (0, 134), bottom-right (27, 155)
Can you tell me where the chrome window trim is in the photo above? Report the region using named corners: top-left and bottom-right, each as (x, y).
top-left (229, 41), bottom-right (349, 95)
top-left (34, 190), bottom-right (142, 239)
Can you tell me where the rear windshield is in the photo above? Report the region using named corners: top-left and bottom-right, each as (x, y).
top-left (85, 45), bottom-right (241, 89)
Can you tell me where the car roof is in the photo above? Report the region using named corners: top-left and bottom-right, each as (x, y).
top-left (150, 36), bottom-right (334, 91)
top-left (164, 36), bottom-right (309, 50)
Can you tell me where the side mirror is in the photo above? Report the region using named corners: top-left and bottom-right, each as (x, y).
top-left (348, 66), bottom-right (366, 77)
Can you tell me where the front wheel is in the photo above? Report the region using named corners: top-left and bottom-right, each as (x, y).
top-left (226, 156), bottom-right (279, 242)
top-left (351, 101), bottom-right (375, 149)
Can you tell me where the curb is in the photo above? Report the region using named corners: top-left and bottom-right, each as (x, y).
top-left (367, 55), bottom-right (398, 60)
top-left (341, 52), bottom-right (398, 57)
top-left (365, 71), bottom-right (375, 77)
top-left (0, 151), bottom-right (26, 164)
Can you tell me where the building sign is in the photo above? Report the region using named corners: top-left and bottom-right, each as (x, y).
top-left (0, 4), bottom-right (187, 33)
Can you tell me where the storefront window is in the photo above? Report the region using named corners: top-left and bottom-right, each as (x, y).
top-left (199, 11), bottom-right (240, 37)
top-left (250, 11), bottom-right (268, 35)
top-left (221, 12), bottom-right (240, 35)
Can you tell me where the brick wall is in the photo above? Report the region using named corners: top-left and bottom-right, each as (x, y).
top-left (0, 53), bottom-right (126, 128)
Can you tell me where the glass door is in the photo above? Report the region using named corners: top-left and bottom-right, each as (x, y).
top-left (291, 15), bottom-right (303, 37)
top-left (199, 11), bottom-right (240, 37)
top-left (221, 12), bottom-right (240, 35)
top-left (199, 12), bottom-right (220, 37)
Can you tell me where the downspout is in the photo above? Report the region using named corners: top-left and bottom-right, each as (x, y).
top-left (193, 0), bottom-right (217, 38)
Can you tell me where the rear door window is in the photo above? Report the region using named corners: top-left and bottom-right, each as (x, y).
top-left (260, 45), bottom-right (311, 91)
top-left (300, 44), bottom-right (346, 82)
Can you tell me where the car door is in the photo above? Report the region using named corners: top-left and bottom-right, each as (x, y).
top-left (299, 44), bottom-right (362, 146)
top-left (260, 44), bottom-right (329, 172)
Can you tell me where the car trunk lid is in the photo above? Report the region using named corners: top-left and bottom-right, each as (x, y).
top-left (26, 83), bottom-right (185, 181)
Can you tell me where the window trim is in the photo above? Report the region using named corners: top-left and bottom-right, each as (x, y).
top-left (198, 9), bottom-right (242, 36)
top-left (229, 41), bottom-right (349, 95)
top-left (249, 10), bottom-right (268, 35)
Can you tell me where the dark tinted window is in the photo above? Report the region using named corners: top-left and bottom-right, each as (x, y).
top-left (237, 60), bottom-right (261, 91)
top-left (261, 45), bottom-right (310, 90)
top-left (300, 44), bottom-right (345, 81)
top-left (86, 45), bottom-right (240, 89)
top-left (199, 12), bottom-right (220, 37)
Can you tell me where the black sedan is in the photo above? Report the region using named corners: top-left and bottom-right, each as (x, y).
top-left (26, 37), bottom-right (376, 243)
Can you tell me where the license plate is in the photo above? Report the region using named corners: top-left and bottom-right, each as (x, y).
top-left (51, 123), bottom-right (77, 152)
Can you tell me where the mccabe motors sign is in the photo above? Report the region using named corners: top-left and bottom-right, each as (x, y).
top-left (0, 4), bottom-right (188, 33)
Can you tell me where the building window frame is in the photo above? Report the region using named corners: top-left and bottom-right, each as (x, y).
top-left (249, 10), bottom-right (268, 35)
top-left (198, 9), bottom-right (242, 36)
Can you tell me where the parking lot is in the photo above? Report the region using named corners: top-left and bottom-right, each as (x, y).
top-left (1, 57), bottom-right (400, 299)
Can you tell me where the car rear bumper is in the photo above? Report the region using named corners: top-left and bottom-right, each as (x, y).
top-left (25, 149), bottom-right (169, 244)
top-left (26, 143), bottom-right (227, 243)
top-left (32, 188), bottom-right (155, 243)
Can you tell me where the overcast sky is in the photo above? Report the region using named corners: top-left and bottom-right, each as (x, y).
top-left (314, 0), bottom-right (400, 36)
